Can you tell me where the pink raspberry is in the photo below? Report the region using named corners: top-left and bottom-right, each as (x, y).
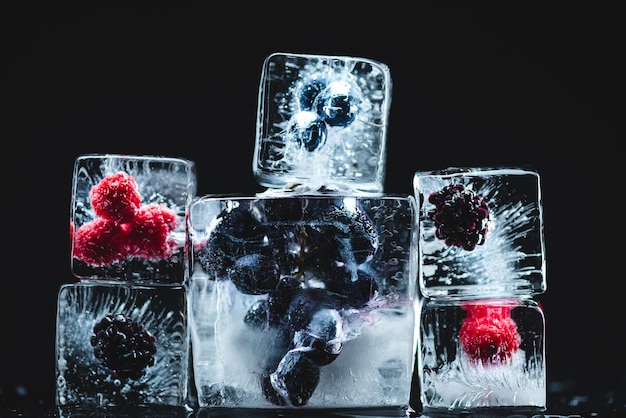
top-left (126, 204), bottom-right (179, 260)
top-left (89, 172), bottom-right (142, 223)
top-left (459, 302), bottom-right (521, 365)
top-left (73, 217), bottom-right (129, 266)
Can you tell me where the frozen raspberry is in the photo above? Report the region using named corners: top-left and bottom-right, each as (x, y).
top-left (89, 172), bottom-right (142, 223)
top-left (73, 217), bottom-right (129, 266)
top-left (428, 183), bottom-right (490, 250)
top-left (459, 303), bottom-right (521, 365)
top-left (90, 314), bottom-right (157, 380)
top-left (126, 203), bottom-right (178, 260)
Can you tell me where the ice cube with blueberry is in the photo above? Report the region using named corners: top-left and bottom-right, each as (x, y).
top-left (70, 154), bottom-right (197, 283)
top-left (253, 52), bottom-right (392, 194)
top-left (187, 194), bottom-right (418, 410)
top-left (414, 167), bottom-right (546, 298)
top-left (55, 282), bottom-right (189, 408)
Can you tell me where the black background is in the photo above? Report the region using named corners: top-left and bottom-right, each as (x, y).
top-left (2, 1), bottom-right (622, 414)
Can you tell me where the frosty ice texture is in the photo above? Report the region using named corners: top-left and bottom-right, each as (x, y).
top-left (414, 167), bottom-right (546, 298)
top-left (55, 282), bottom-right (189, 407)
top-left (70, 154), bottom-right (197, 283)
top-left (187, 194), bottom-right (418, 410)
top-left (254, 53), bottom-right (392, 194)
top-left (418, 297), bottom-right (546, 412)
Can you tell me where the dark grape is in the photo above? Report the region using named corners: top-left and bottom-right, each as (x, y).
top-left (228, 253), bottom-right (281, 295)
top-left (293, 308), bottom-right (343, 366)
top-left (325, 266), bottom-right (379, 308)
top-left (90, 314), bottom-right (157, 380)
top-left (270, 350), bottom-right (321, 406)
top-left (197, 205), bottom-right (269, 278)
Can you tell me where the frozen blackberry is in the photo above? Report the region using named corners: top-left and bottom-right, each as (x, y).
top-left (90, 314), bottom-right (157, 380)
top-left (428, 183), bottom-right (490, 250)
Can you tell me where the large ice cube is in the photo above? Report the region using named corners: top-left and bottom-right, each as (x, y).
top-left (254, 53), bottom-right (392, 194)
top-left (418, 296), bottom-right (546, 413)
top-left (414, 167), bottom-right (546, 298)
top-left (70, 154), bottom-right (196, 283)
top-left (55, 282), bottom-right (189, 408)
top-left (187, 194), bottom-right (418, 411)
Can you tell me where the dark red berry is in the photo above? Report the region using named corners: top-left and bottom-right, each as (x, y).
top-left (428, 183), bottom-right (490, 250)
top-left (90, 314), bottom-right (157, 380)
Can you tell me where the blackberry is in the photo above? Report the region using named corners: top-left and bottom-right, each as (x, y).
top-left (90, 314), bottom-right (157, 380)
top-left (428, 183), bottom-right (490, 250)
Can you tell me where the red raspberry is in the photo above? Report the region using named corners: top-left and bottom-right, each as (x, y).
top-left (459, 302), bottom-right (521, 365)
top-left (73, 217), bottom-right (129, 266)
top-left (89, 172), bottom-right (142, 223)
top-left (126, 204), bottom-right (179, 260)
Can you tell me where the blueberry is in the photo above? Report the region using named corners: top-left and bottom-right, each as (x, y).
top-left (295, 74), bottom-right (327, 110)
top-left (314, 80), bottom-right (362, 127)
top-left (287, 111), bottom-right (327, 152)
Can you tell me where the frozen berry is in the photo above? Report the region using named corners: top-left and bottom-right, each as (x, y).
top-left (287, 111), bottom-right (327, 152)
top-left (90, 313), bottom-right (157, 380)
top-left (314, 80), bottom-right (362, 127)
top-left (89, 172), bottom-right (142, 223)
top-left (270, 349), bottom-right (320, 406)
top-left (126, 203), bottom-right (178, 260)
top-left (293, 308), bottom-right (343, 366)
top-left (228, 253), bottom-right (281, 295)
top-left (295, 74), bottom-right (327, 110)
top-left (73, 217), bottom-right (128, 266)
top-left (428, 183), bottom-right (490, 250)
top-left (459, 303), bottom-right (521, 365)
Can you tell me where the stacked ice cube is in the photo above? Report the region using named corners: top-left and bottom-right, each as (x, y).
top-left (187, 53), bottom-right (420, 413)
top-left (56, 154), bottom-right (197, 413)
top-left (413, 167), bottom-right (547, 414)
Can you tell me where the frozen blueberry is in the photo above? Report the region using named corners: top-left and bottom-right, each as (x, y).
top-left (295, 74), bottom-right (327, 110)
top-left (287, 111), bottom-right (327, 152)
top-left (314, 80), bottom-right (362, 127)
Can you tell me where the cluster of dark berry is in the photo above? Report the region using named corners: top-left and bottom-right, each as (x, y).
top-left (459, 302), bottom-right (521, 365)
top-left (72, 172), bottom-right (179, 266)
top-left (286, 74), bottom-right (362, 152)
top-left (197, 198), bottom-right (380, 406)
top-left (90, 313), bottom-right (157, 380)
top-left (427, 183), bottom-right (490, 251)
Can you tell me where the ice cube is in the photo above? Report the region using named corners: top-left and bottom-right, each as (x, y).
top-left (187, 194), bottom-right (419, 410)
top-left (70, 154), bottom-right (196, 283)
top-left (414, 167), bottom-right (546, 298)
top-left (55, 282), bottom-right (190, 408)
top-left (254, 53), bottom-right (392, 194)
top-left (418, 297), bottom-right (546, 413)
